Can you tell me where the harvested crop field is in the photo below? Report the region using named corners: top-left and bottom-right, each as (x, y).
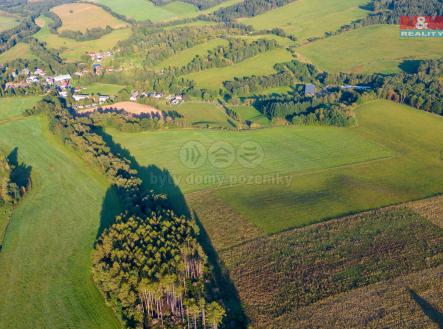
top-left (51, 3), bottom-right (126, 33)
top-left (101, 102), bottom-right (162, 115)
top-left (216, 206), bottom-right (443, 328)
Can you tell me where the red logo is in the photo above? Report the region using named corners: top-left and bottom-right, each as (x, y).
top-left (400, 16), bottom-right (443, 30)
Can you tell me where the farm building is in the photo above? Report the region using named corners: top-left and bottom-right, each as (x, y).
top-left (305, 83), bottom-right (316, 96)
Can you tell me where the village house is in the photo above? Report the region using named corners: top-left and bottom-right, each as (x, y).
top-left (305, 83), bottom-right (316, 96)
top-left (72, 94), bottom-right (90, 102)
top-left (99, 95), bottom-right (110, 104)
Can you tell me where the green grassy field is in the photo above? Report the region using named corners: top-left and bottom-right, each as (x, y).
top-left (109, 110), bottom-right (392, 195)
top-left (52, 3), bottom-right (126, 33)
top-left (110, 100), bottom-right (443, 234)
top-left (0, 42), bottom-right (36, 64)
top-left (0, 96), bottom-right (41, 122)
top-left (157, 38), bottom-right (229, 69)
top-left (297, 25), bottom-right (443, 73)
top-left (0, 115), bottom-right (120, 328)
top-left (230, 105), bottom-right (271, 126)
top-left (77, 82), bottom-right (126, 96)
top-left (0, 11), bottom-right (19, 32)
top-left (183, 48), bottom-right (293, 89)
top-left (239, 0), bottom-right (369, 42)
top-left (234, 33), bottom-right (296, 48)
top-left (35, 16), bottom-right (132, 62)
top-left (175, 101), bottom-right (231, 128)
top-left (93, 0), bottom-right (196, 22)
top-left (214, 100), bottom-right (443, 232)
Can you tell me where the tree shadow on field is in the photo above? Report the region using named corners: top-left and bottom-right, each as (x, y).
top-left (94, 127), bottom-right (248, 327)
top-left (408, 289), bottom-right (443, 328)
top-left (399, 59), bottom-right (422, 74)
top-left (193, 210), bottom-right (249, 328)
top-left (7, 147), bottom-right (32, 191)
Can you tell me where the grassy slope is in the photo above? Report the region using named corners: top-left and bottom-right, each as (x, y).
top-left (220, 206), bottom-right (443, 328)
top-left (297, 25), bottom-right (443, 73)
top-left (0, 12), bottom-right (19, 32)
top-left (215, 100), bottom-right (443, 232)
top-left (183, 48), bottom-right (293, 89)
top-left (94, 0), bottom-right (196, 22)
top-left (78, 82), bottom-right (126, 95)
top-left (35, 16), bottom-right (131, 62)
top-left (230, 105), bottom-right (270, 126)
top-left (175, 101), bottom-right (231, 128)
top-left (0, 96), bottom-right (41, 121)
top-left (239, 0), bottom-right (369, 42)
top-left (52, 3), bottom-right (126, 32)
top-left (157, 38), bottom-right (229, 69)
top-left (0, 43), bottom-right (36, 64)
top-left (109, 113), bottom-right (391, 194)
top-left (110, 100), bottom-right (443, 234)
top-left (0, 116), bottom-right (120, 328)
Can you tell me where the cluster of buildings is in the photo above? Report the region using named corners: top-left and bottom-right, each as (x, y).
top-left (4, 68), bottom-right (72, 91)
top-left (87, 51), bottom-right (113, 63)
top-left (129, 90), bottom-right (184, 105)
top-left (304, 83), bottom-right (372, 97)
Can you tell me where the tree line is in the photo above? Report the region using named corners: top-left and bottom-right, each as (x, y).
top-left (0, 17), bottom-right (39, 55)
top-left (115, 25), bottom-right (241, 67)
top-left (175, 38), bottom-right (278, 75)
top-left (33, 96), bottom-right (225, 328)
top-left (211, 0), bottom-right (296, 21)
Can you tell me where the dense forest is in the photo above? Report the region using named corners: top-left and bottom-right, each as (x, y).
top-left (32, 96), bottom-right (225, 328)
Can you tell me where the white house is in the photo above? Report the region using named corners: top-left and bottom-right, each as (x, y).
top-left (73, 94), bottom-right (89, 101)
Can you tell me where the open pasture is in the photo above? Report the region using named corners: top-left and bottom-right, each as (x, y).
top-left (93, 0), bottom-right (197, 22)
top-left (110, 100), bottom-right (443, 234)
top-left (297, 25), bottom-right (443, 73)
top-left (183, 48), bottom-right (293, 89)
top-left (0, 96), bottom-right (41, 121)
top-left (0, 42), bottom-right (35, 64)
top-left (52, 3), bottom-right (126, 32)
top-left (0, 116), bottom-right (120, 328)
top-left (230, 105), bottom-right (270, 126)
top-left (239, 0), bottom-right (369, 42)
top-left (35, 16), bottom-right (131, 62)
top-left (108, 109), bottom-right (392, 195)
top-left (0, 10), bottom-right (19, 32)
top-left (157, 38), bottom-right (229, 69)
top-left (174, 101), bottom-right (231, 128)
top-left (78, 82), bottom-right (126, 96)
top-left (213, 100), bottom-right (443, 232)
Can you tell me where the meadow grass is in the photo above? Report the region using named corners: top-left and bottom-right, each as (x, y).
top-left (157, 38), bottom-right (229, 69)
top-left (77, 82), bottom-right (126, 95)
top-left (0, 42), bottom-right (36, 64)
top-left (239, 0), bottom-right (369, 42)
top-left (110, 100), bottom-right (443, 234)
top-left (0, 96), bottom-right (41, 121)
top-left (35, 16), bottom-right (131, 62)
top-left (214, 100), bottom-right (443, 232)
top-left (183, 48), bottom-right (293, 89)
top-left (230, 105), bottom-right (271, 126)
top-left (0, 11), bottom-right (19, 32)
top-left (93, 0), bottom-right (196, 22)
top-left (174, 101), bottom-right (231, 128)
top-left (52, 3), bottom-right (126, 32)
top-left (297, 24), bottom-right (443, 73)
top-left (108, 110), bottom-right (392, 195)
top-left (0, 116), bottom-right (120, 328)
